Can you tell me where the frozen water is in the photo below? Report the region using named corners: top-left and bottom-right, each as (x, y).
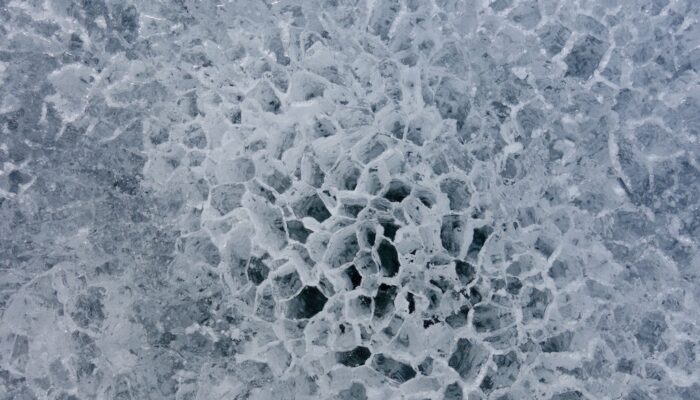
top-left (1, 0), bottom-right (699, 399)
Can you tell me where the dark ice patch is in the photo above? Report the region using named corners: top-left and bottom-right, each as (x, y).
top-left (293, 193), bottom-right (331, 222)
top-left (441, 214), bottom-right (466, 256)
top-left (448, 338), bottom-right (490, 381)
top-left (377, 239), bottom-right (400, 277)
top-left (285, 286), bottom-right (328, 319)
top-left (565, 35), bottom-right (608, 79)
top-left (467, 226), bottom-right (493, 259)
top-left (371, 354), bottom-right (416, 383)
top-left (373, 283), bottom-right (398, 319)
top-left (336, 346), bottom-right (371, 367)
top-left (286, 220), bottom-right (312, 243)
top-left (383, 179), bottom-right (412, 202)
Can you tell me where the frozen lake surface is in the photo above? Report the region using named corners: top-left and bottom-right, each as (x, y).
top-left (1, 0), bottom-right (699, 399)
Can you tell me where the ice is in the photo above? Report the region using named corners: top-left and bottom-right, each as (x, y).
top-left (376, 239), bottom-right (400, 277)
top-left (371, 354), bottom-right (416, 383)
top-left (564, 35), bottom-right (609, 79)
top-left (383, 179), bottom-right (412, 203)
top-left (472, 303), bottom-right (515, 332)
top-left (246, 256), bottom-right (270, 285)
top-left (292, 192), bottom-right (331, 222)
top-left (540, 331), bottom-right (574, 353)
top-left (433, 77), bottom-right (471, 122)
top-left (325, 229), bottom-right (360, 268)
top-left (178, 234), bottom-right (221, 266)
top-left (539, 23), bottom-right (572, 56)
top-left (248, 81), bottom-right (282, 114)
top-left (373, 284), bottom-right (399, 319)
top-left (455, 260), bottom-right (476, 286)
top-left (285, 286), bottom-right (328, 320)
top-left (286, 220), bottom-right (312, 243)
top-left (467, 226), bottom-right (493, 260)
top-left (273, 269), bottom-right (303, 299)
top-left (2, 0), bottom-right (698, 398)
top-left (550, 391), bottom-right (586, 400)
top-left (635, 312), bottom-right (668, 355)
top-left (336, 346), bottom-right (371, 367)
top-left (508, 2), bottom-right (542, 30)
top-left (337, 382), bottom-right (368, 400)
top-left (441, 214), bottom-right (467, 257)
top-left (440, 178), bottom-right (472, 211)
top-left (444, 382), bottom-right (464, 400)
top-left (209, 183), bottom-right (245, 215)
top-left (448, 338), bottom-right (490, 381)
top-left (479, 351), bottom-right (521, 394)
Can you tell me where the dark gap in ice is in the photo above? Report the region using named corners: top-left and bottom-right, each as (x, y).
top-left (336, 346), bottom-right (371, 367)
top-left (377, 239), bottom-right (400, 277)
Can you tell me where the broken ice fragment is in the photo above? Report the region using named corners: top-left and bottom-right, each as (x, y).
top-left (368, 0), bottom-right (400, 41)
top-left (383, 179), bottom-right (412, 202)
top-left (373, 283), bottom-right (398, 319)
top-left (286, 220), bottom-right (312, 243)
top-left (406, 292), bottom-right (416, 314)
top-left (338, 383), bottom-right (368, 400)
top-left (312, 116), bottom-right (337, 138)
top-left (343, 265), bottom-right (362, 289)
top-left (179, 234), bottom-right (221, 266)
top-left (534, 236), bottom-right (556, 258)
top-left (71, 287), bottom-right (106, 329)
top-left (539, 23), bottom-right (571, 56)
top-left (440, 177), bottom-right (471, 211)
top-left (379, 219), bottom-right (400, 241)
top-left (273, 269), bottom-right (303, 299)
top-left (263, 169), bottom-right (292, 194)
top-left (455, 260), bottom-right (476, 285)
top-left (441, 214), bottom-right (467, 257)
top-left (565, 35), bottom-right (608, 79)
top-left (550, 390), bottom-right (586, 400)
top-left (444, 382), bottom-right (463, 400)
top-left (448, 338), bottom-right (490, 381)
top-left (247, 256), bottom-right (270, 285)
top-left (467, 226), bottom-right (493, 260)
top-left (434, 77), bottom-right (470, 122)
top-left (256, 285), bottom-right (276, 322)
top-left (248, 81), bottom-right (282, 113)
top-left (490, 0), bottom-right (512, 12)
top-left (445, 305), bottom-right (471, 328)
top-left (285, 286), bottom-right (328, 319)
top-left (522, 287), bottom-right (551, 321)
top-left (635, 312), bottom-right (668, 355)
top-left (508, 2), bottom-right (541, 29)
top-left (377, 239), bottom-right (400, 277)
top-left (540, 331), bottom-right (574, 353)
top-left (336, 346), bottom-right (371, 367)
top-left (209, 183), bottom-right (245, 215)
top-left (326, 230), bottom-right (360, 268)
top-left (183, 125), bottom-right (207, 149)
top-left (348, 295), bottom-right (372, 318)
top-left (293, 193), bottom-right (331, 222)
top-left (472, 303), bottom-right (515, 332)
top-left (371, 354), bottom-right (416, 383)
top-left (480, 351), bottom-right (521, 394)
top-left (418, 357), bottom-right (434, 375)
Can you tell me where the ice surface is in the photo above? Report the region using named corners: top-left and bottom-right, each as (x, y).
top-left (1, 0), bottom-right (699, 399)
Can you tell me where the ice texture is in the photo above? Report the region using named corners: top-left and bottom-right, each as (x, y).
top-left (1, 0), bottom-right (699, 399)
